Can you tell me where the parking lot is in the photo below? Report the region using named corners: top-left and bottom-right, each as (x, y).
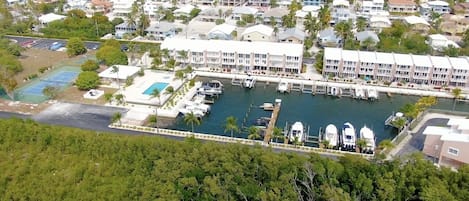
top-left (7, 36), bottom-right (101, 51)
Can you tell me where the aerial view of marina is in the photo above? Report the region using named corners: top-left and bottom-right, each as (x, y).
top-left (1, 0), bottom-right (469, 199)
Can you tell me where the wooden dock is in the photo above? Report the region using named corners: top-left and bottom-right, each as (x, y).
top-left (264, 99), bottom-right (282, 143)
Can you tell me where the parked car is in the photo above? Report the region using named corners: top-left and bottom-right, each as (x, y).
top-left (20, 40), bottom-right (37, 48)
top-left (49, 42), bottom-right (64, 51)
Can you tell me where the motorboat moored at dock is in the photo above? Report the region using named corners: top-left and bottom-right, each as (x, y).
top-left (324, 124), bottom-right (339, 148)
top-left (341, 122), bottom-right (356, 151)
top-left (243, 75), bottom-right (256, 89)
top-left (197, 80), bottom-right (224, 97)
top-left (367, 88), bottom-right (379, 100)
top-left (359, 126), bottom-right (376, 154)
top-left (287, 122), bottom-right (305, 144)
top-left (354, 87), bottom-right (366, 99)
top-left (277, 80), bottom-right (290, 93)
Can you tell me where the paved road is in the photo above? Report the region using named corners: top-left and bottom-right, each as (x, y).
top-left (394, 118), bottom-right (448, 157)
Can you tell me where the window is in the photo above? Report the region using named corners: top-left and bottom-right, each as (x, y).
top-left (448, 147), bottom-right (459, 156)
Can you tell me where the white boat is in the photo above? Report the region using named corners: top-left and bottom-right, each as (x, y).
top-left (197, 80), bottom-right (224, 96)
top-left (367, 88), bottom-right (379, 100)
top-left (259, 102), bottom-right (274, 110)
top-left (277, 81), bottom-right (289, 93)
top-left (341, 122), bottom-right (356, 150)
top-left (178, 108), bottom-right (205, 118)
top-left (243, 76), bottom-right (255, 88)
top-left (329, 87), bottom-right (340, 96)
top-left (355, 87), bottom-right (366, 99)
top-left (359, 126), bottom-right (376, 153)
top-left (288, 122), bottom-right (305, 143)
top-left (179, 101), bottom-right (210, 117)
top-left (324, 124), bottom-right (339, 148)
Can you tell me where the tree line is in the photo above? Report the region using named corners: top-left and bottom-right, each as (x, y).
top-left (0, 118), bottom-right (467, 200)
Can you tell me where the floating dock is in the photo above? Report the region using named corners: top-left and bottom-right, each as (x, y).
top-left (264, 99), bottom-right (282, 143)
top-left (231, 77), bottom-right (243, 86)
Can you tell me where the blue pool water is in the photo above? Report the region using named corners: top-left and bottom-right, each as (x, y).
top-left (143, 82), bottom-right (169, 95)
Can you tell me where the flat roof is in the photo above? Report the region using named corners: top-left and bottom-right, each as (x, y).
top-left (423, 126), bottom-right (450, 135)
top-left (358, 51), bottom-right (376, 63)
top-left (430, 56), bottom-right (452, 69)
top-left (412, 55), bottom-right (432, 67)
top-left (324, 48), bottom-right (342, 60)
top-left (161, 38), bottom-right (303, 56)
top-left (393, 53), bottom-right (413, 65)
top-left (98, 65), bottom-right (140, 80)
top-left (341, 50), bottom-right (359, 61)
top-left (447, 118), bottom-right (469, 126)
top-left (449, 57), bottom-right (469, 70)
top-left (375, 52), bottom-right (395, 64)
top-left (440, 134), bottom-right (469, 143)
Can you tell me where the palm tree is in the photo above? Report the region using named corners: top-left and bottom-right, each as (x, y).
top-left (272, 127), bottom-right (284, 143)
top-left (356, 17), bottom-right (367, 32)
top-left (303, 13), bottom-right (318, 36)
top-left (318, 5), bottom-right (331, 30)
top-left (164, 86), bottom-right (174, 95)
top-left (177, 50), bottom-right (188, 68)
top-left (224, 116), bottom-right (240, 138)
top-left (114, 94), bottom-right (125, 105)
top-left (391, 117), bottom-right (407, 132)
top-left (378, 139), bottom-right (395, 151)
top-left (148, 114), bottom-right (157, 128)
top-left (247, 126), bottom-right (261, 140)
top-left (452, 88), bottom-right (462, 111)
top-left (361, 37), bottom-right (376, 51)
top-left (150, 88), bottom-right (160, 115)
top-left (356, 138), bottom-right (368, 153)
top-left (334, 21), bottom-right (352, 46)
top-left (184, 112), bottom-right (201, 133)
top-left (175, 70), bottom-right (185, 80)
top-left (111, 66), bottom-right (120, 89)
top-left (111, 112), bottom-right (122, 126)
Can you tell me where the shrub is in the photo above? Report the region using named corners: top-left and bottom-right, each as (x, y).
top-left (75, 71), bottom-right (100, 90)
top-left (81, 60), bottom-right (100, 71)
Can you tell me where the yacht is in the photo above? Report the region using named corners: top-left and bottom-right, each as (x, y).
top-left (277, 81), bottom-right (289, 93)
top-left (355, 87), bottom-right (366, 99)
top-left (197, 80), bottom-right (224, 96)
top-left (288, 122), bottom-right (305, 143)
top-left (367, 88), bottom-right (379, 100)
top-left (341, 122), bottom-right (356, 150)
top-left (178, 101), bottom-right (210, 118)
top-left (243, 75), bottom-right (256, 89)
top-left (359, 126), bottom-right (376, 153)
top-left (324, 124), bottom-right (339, 148)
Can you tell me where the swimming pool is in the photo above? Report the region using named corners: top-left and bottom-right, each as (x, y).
top-left (143, 82), bottom-right (169, 95)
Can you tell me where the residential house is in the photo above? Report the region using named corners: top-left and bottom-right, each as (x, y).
top-left (145, 21), bottom-right (176, 40)
top-left (440, 14), bottom-right (469, 36)
top-left (5, 0), bottom-right (25, 6)
top-left (219, 0), bottom-right (247, 6)
top-left (194, 0), bottom-right (216, 5)
top-left (207, 23), bottom-right (236, 40)
top-left (295, 5), bottom-right (320, 29)
top-left (361, 0), bottom-right (385, 16)
top-left (369, 15), bottom-right (391, 32)
top-left (263, 7), bottom-right (289, 25)
top-left (65, 0), bottom-right (88, 12)
top-left (143, 0), bottom-right (166, 18)
top-left (278, 28), bottom-right (306, 43)
top-left (355, 31), bottom-right (380, 46)
top-left (115, 22), bottom-right (137, 38)
top-left (98, 65), bottom-right (140, 86)
top-left (303, 0), bottom-right (324, 6)
top-left (249, 0), bottom-right (270, 7)
top-left (160, 38), bottom-right (303, 73)
top-left (241, 24), bottom-right (273, 42)
top-left (453, 2), bottom-right (469, 18)
top-left (111, 0), bottom-right (136, 17)
top-left (232, 6), bottom-right (258, 21)
top-left (38, 13), bottom-right (66, 27)
top-left (317, 28), bottom-right (341, 47)
top-left (199, 7), bottom-right (226, 22)
top-left (91, 0), bottom-right (112, 14)
top-left (322, 48), bottom-right (469, 87)
top-left (403, 15), bottom-right (430, 32)
top-left (420, 0), bottom-right (450, 18)
top-left (173, 5), bottom-right (195, 17)
top-left (332, 0), bottom-right (355, 24)
top-left (427, 34), bottom-right (459, 51)
top-left (423, 119), bottom-right (469, 169)
top-left (387, 0), bottom-right (418, 13)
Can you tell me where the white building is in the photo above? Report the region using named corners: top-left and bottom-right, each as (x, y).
top-left (323, 48), bottom-right (469, 87)
top-left (421, 0), bottom-right (450, 18)
top-left (361, 0), bottom-right (385, 16)
top-left (160, 38), bottom-right (303, 73)
top-left (332, 0), bottom-right (355, 24)
top-left (111, 0), bottom-right (137, 17)
top-left (427, 34), bottom-right (460, 51)
top-left (38, 13), bottom-right (67, 26)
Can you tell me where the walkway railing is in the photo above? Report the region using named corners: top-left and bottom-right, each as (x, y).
top-left (109, 123), bottom-right (374, 159)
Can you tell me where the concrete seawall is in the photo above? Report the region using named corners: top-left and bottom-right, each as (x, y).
top-left (195, 71), bottom-right (456, 99)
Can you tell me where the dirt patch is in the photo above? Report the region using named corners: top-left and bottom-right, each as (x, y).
top-left (56, 86), bottom-right (117, 105)
top-left (16, 49), bottom-right (69, 87)
top-left (0, 99), bottom-right (50, 115)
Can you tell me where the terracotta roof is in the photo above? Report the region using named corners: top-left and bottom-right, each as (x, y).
top-left (388, 0), bottom-right (416, 6)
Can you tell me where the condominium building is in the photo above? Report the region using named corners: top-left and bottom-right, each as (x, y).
top-left (423, 118), bottom-right (469, 169)
top-left (160, 38), bottom-right (303, 73)
top-left (387, 0), bottom-right (418, 13)
top-left (323, 48), bottom-right (469, 87)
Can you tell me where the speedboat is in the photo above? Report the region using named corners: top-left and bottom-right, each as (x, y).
top-left (367, 88), bottom-right (379, 100)
top-left (341, 122), bottom-right (356, 150)
top-left (277, 81), bottom-right (289, 93)
top-left (355, 87), bottom-right (366, 99)
top-left (288, 122), bottom-right (305, 143)
top-left (359, 126), bottom-right (376, 153)
top-left (324, 124), bottom-right (338, 148)
top-left (329, 87), bottom-right (340, 96)
top-left (198, 80), bottom-right (223, 96)
top-left (243, 76), bottom-right (255, 89)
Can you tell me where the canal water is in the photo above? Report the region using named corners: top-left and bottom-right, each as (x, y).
top-left (167, 78), bottom-right (469, 145)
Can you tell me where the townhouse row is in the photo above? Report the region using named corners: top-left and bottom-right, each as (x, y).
top-left (323, 48), bottom-right (469, 87)
top-left (160, 38), bottom-right (303, 73)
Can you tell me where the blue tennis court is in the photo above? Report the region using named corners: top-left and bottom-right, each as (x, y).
top-left (21, 71), bottom-right (79, 95)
